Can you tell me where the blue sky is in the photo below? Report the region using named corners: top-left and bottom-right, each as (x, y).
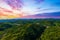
top-left (0, 0), bottom-right (60, 16)
top-left (21, 0), bottom-right (60, 15)
top-left (0, 0), bottom-right (60, 14)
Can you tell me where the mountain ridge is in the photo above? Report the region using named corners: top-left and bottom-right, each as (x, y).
top-left (22, 12), bottom-right (60, 18)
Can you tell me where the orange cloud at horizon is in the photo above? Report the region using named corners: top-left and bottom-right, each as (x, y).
top-left (0, 7), bottom-right (24, 19)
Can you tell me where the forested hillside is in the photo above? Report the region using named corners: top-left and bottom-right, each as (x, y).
top-left (0, 19), bottom-right (60, 40)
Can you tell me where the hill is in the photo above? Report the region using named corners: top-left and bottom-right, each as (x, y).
top-left (0, 19), bottom-right (60, 40)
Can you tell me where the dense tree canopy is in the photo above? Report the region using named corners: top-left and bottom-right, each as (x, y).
top-left (0, 19), bottom-right (60, 40)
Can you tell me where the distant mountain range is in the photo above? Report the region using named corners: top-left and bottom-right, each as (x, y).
top-left (35, 12), bottom-right (60, 16)
top-left (23, 12), bottom-right (60, 19)
top-left (0, 11), bottom-right (60, 22)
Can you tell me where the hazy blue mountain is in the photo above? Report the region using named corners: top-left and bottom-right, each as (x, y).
top-left (35, 12), bottom-right (60, 17)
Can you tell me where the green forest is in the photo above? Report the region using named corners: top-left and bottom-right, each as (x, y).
top-left (0, 19), bottom-right (60, 40)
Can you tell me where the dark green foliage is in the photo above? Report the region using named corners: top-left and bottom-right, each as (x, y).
top-left (0, 19), bottom-right (60, 40)
top-left (40, 26), bottom-right (60, 40)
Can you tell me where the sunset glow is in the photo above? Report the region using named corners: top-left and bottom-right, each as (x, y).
top-left (0, 0), bottom-right (60, 19)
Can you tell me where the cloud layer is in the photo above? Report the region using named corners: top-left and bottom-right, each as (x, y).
top-left (0, 0), bottom-right (60, 19)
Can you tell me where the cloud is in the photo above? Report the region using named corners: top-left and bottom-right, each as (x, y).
top-left (0, 0), bottom-right (60, 19)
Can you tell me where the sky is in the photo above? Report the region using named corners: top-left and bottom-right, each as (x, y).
top-left (0, 0), bottom-right (60, 19)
